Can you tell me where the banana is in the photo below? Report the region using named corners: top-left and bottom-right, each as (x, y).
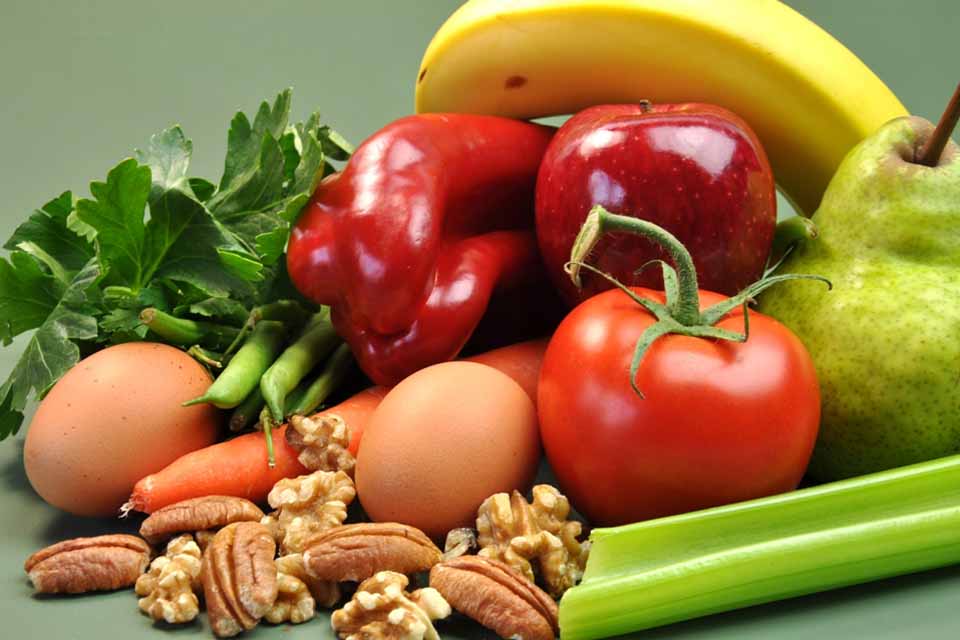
top-left (415, 0), bottom-right (907, 215)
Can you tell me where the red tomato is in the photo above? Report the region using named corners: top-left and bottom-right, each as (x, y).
top-left (537, 287), bottom-right (820, 526)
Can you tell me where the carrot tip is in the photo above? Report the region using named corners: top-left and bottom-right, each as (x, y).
top-left (118, 501), bottom-right (134, 518)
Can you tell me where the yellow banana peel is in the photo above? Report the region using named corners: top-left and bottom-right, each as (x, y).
top-left (415, 0), bottom-right (908, 215)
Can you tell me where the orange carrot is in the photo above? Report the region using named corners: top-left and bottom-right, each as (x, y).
top-left (125, 426), bottom-right (306, 514)
top-left (465, 337), bottom-right (548, 403)
top-left (126, 338), bottom-right (549, 513)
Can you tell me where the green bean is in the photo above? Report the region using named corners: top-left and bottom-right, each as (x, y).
top-left (260, 309), bottom-right (339, 422)
top-left (184, 320), bottom-right (288, 409)
top-left (139, 308), bottom-right (240, 350)
top-left (228, 386), bottom-right (264, 432)
top-left (221, 299), bottom-right (309, 357)
top-left (286, 342), bottom-right (354, 417)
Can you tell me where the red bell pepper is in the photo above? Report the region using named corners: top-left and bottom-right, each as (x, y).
top-left (286, 114), bottom-right (555, 385)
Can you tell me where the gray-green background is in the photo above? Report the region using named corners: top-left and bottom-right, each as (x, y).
top-left (1, 1), bottom-right (957, 638)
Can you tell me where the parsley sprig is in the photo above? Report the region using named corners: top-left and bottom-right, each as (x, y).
top-left (0, 89), bottom-right (351, 438)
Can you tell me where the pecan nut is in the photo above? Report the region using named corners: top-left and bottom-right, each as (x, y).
top-left (139, 495), bottom-right (265, 545)
top-left (331, 571), bottom-right (451, 640)
top-left (24, 534), bottom-right (150, 594)
top-left (430, 555), bottom-right (559, 640)
top-left (302, 523), bottom-right (441, 582)
top-left (201, 522), bottom-right (278, 637)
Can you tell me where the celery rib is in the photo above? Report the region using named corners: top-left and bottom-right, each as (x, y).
top-left (559, 454), bottom-right (960, 640)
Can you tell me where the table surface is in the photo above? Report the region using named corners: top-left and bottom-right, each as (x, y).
top-left (1, 1), bottom-right (958, 638)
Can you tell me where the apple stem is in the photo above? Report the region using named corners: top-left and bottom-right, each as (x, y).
top-left (917, 81), bottom-right (960, 167)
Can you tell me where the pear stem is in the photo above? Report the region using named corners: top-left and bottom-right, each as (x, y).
top-left (917, 81), bottom-right (960, 167)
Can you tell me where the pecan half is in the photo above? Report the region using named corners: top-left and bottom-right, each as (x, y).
top-left (201, 522), bottom-right (278, 638)
top-left (24, 534), bottom-right (151, 594)
top-left (302, 523), bottom-right (441, 582)
top-left (430, 556), bottom-right (559, 640)
top-left (139, 496), bottom-right (265, 545)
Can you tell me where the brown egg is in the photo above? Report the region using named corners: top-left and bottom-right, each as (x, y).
top-left (356, 361), bottom-right (540, 540)
top-left (24, 342), bottom-right (221, 517)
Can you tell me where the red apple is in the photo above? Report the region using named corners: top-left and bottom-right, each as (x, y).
top-left (536, 103), bottom-right (776, 304)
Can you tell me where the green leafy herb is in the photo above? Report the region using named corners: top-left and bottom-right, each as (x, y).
top-left (0, 89), bottom-right (350, 438)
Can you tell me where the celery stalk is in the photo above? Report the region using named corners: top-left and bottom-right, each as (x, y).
top-left (559, 454), bottom-right (960, 640)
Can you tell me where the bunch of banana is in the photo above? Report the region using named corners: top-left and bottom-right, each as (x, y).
top-left (415, 0), bottom-right (907, 215)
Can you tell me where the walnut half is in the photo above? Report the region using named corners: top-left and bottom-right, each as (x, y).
top-left (331, 571), bottom-right (451, 640)
top-left (476, 484), bottom-right (589, 598)
top-left (135, 534), bottom-right (203, 624)
top-left (286, 413), bottom-right (356, 474)
top-left (261, 469), bottom-right (356, 554)
top-left (265, 553), bottom-right (342, 625)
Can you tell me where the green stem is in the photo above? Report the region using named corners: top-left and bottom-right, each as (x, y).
top-left (560, 453), bottom-right (960, 640)
top-left (768, 216), bottom-right (818, 274)
top-left (259, 406), bottom-right (277, 469)
top-left (186, 345), bottom-right (225, 369)
top-left (570, 205), bottom-right (702, 325)
top-left (139, 308), bottom-right (240, 350)
top-left (566, 205), bottom-right (830, 398)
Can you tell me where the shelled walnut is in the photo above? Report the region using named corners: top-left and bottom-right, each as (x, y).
top-left (441, 528), bottom-right (477, 561)
top-left (266, 553), bottom-right (342, 624)
top-left (135, 534), bottom-right (203, 624)
top-left (476, 484), bottom-right (589, 598)
top-left (331, 571), bottom-right (451, 640)
top-left (261, 469), bottom-right (356, 554)
top-left (286, 413), bottom-right (356, 474)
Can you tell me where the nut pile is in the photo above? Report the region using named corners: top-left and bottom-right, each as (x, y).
top-left (25, 465), bottom-right (587, 639)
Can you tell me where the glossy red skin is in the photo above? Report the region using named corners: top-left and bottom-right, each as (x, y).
top-left (287, 114), bottom-right (555, 385)
top-left (536, 104), bottom-right (776, 306)
top-left (537, 287), bottom-right (820, 526)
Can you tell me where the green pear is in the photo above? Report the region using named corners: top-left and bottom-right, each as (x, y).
top-left (760, 116), bottom-right (960, 481)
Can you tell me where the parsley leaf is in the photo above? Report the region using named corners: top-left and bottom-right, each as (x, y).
top-left (75, 159), bottom-right (153, 289)
top-left (4, 192), bottom-right (94, 279)
top-left (0, 252), bottom-right (64, 344)
top-left (0, 259), bottom-right (101, 439)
